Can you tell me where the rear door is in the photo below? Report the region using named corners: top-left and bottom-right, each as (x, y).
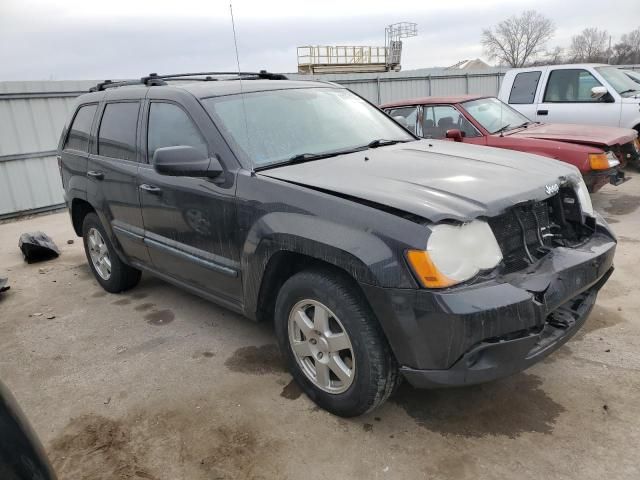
top-left (137, 91), bottom-right (242, 309)
top-left (88, 92), bottom-right (150, 264)
top-left (534, 67), bottom-right (621, 126)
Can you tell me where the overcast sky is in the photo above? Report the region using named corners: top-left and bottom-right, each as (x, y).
top-left (1, 0), bottom-right (638, 81)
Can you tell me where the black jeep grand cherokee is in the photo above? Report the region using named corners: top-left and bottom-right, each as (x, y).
top-left (58, 72), bottom-right (615, 417)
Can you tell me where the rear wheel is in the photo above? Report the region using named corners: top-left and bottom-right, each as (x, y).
top-left (82, 213), bottom-right (141, 293)
top-left (274, 268), bottom-right (399, 417)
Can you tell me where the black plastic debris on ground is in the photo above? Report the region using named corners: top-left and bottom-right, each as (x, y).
top-left (0, 277), bottom-right (9, 294)
top-left (18, 232), bottom-right (60, 263)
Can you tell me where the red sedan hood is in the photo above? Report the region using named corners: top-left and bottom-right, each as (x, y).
top-left (508, 123), bottom-right (637, 147)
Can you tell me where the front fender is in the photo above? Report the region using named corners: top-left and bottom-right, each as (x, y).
top-left (242, 212), bottom-right (416, 317)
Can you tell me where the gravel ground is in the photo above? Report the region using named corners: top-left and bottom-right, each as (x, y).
top-left (1, 179), bottom-right (639, 480)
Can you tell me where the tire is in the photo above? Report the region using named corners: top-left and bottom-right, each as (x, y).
top-left (274, 268), bottom-right (399, 417)
top-left (82, 212), bottom-right (141, 293)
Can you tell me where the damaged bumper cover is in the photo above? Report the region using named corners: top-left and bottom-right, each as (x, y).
top-left (361, 229), bottom-right (616, 388)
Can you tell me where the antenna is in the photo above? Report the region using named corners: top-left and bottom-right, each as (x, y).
top-left (229, 1), bottom-right (251, 162)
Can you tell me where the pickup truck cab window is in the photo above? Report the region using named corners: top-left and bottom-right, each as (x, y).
top-left (147, 102), bottom-right (208, 162)
top-left (97, 102), bottom-right (140, 161)
top-left (203, 87), bottom-right (413, 168)
top-left (509, 71), bottom-right (541, 104)
top-left (543, 69), bottom-right (603, 103)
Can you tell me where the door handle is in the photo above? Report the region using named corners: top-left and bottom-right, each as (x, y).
top-left (537, 109), bottom-right (549, 116)
top-left (87, 170), bottom-right (104, 180)
top-left (139, 184), bottom-right (162, 195)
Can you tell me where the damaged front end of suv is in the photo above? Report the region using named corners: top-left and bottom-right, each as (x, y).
top-left (370, 175), bottom-right (614, 388)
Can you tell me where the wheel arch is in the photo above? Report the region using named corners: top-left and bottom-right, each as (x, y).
top-left (70, 198), bottom-right (96, 236)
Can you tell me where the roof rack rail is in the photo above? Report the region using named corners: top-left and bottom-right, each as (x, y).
top-left (89, 70), bottom-right (287, 92)
top-left (142, 70), bottom-right (288, 82)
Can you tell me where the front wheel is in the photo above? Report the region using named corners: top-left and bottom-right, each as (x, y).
top-left (274, 268), bottom-right (399, 417)
top-left (82, 212), bottom-right (141, 293)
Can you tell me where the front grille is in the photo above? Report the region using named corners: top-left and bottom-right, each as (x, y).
top-left (488, 199), bottom-right (554, 273)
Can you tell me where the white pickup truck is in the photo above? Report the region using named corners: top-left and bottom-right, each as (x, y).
top-left (498, 64), bottom-right (640, 133)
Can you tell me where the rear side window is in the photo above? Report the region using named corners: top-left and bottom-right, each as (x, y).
top-left (543, 69), bottom-right (603, 103)
top-left (98, 102), bottom-right (140, 161)
top-left (386, 106), bottom-right (418, 135)
top-left (147, 102), bottom-right (208, 162)
top-left (509, 71), bottom-right (541, 104)
top-left (64, 104), bottom-right (97, 152)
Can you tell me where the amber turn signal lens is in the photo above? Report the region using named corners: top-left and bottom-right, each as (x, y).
top-left (406, 250), bottom-right (457, 288)
top-left (589, 153), bottom-right (612, 170)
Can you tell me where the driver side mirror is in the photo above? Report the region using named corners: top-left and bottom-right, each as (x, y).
top-left (153, 146), bottom-right (223, 178)
top-left (590, 86), bottom-right (609, 101)
top-left (445, 129), bottom-right (464, 142)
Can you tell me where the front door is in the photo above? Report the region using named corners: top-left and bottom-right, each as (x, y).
top-left (535, 68), bottom-right (621, 127)
top-left (137, 98), bottom-right (242, 307)
top-left (88, 99), bottom-right (149, 264)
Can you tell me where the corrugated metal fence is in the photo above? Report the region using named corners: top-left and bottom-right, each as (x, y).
top-left (0, 81), bottom-right (94, 218)
top-left (1, 66), bottom-right (639, 218)
top-left (290, 69), bottom-right (508, 104)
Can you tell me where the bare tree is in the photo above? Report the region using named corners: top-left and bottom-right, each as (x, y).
top-left (570, 28), bottom-right (609, 62)
top-left (612, 27), bottom-right (640, 64)
top-left (481, 11), bottom-right (555, 67)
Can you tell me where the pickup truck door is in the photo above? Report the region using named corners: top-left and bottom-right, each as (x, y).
top-left (534, 67), bottom-right (621, 127)
top-left (137, 94), bottom-right (243, 310)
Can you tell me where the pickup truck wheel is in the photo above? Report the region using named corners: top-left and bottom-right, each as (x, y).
top-left (275, 269), bottom-right (399, 417)
top-left (82, 213), bottom-right (141, 293)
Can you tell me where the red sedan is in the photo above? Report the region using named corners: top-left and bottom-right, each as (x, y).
top-left (381, 95), bottom-right (640, 192)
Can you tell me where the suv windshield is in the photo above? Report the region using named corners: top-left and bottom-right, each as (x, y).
top-left (462, 97), bottom-right (531, 134)
top-left (202, 87), bottom-right (414, 168)
top-left (595, 66), bottom-right (640, 96)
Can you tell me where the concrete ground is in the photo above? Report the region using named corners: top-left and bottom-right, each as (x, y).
top-left (1, 180), bottom-right (639, 480)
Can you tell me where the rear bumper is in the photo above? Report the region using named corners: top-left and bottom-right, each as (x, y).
top-left (361, 229), bottom-right (616, 388)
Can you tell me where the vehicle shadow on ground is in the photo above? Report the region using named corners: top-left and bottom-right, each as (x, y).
top-left (384, 374), bottom-right (565, 438)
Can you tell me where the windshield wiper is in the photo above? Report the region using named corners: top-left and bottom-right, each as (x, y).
top-left (254, 146), bottom-right (369, 171)
top-left (620, 88), bottom-right (639, 95)
top-left (493, 124), bottom-right (511, 135)
top-left (367, 139), bottom-right (411, 148)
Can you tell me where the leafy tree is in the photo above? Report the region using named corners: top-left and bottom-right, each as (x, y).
top-left (481, 11), bottom-right (555, 67)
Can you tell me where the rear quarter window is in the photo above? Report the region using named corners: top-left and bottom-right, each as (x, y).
top-left (64, 104), bottom-right (97, 152)
top-left (508, 71), bottom-right (541, 104)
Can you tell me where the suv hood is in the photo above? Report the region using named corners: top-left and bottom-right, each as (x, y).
top-left (260, 140), bottom-right (580, 223)
top-left (509, 123), bottom-right (637, 147)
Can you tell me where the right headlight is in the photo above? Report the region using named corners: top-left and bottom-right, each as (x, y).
top-left (406, 220), bottom-right (503, 288)
top-left (574, 176), bottom-right (594, 217)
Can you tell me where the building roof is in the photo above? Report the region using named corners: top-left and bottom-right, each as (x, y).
top-left (446, 58), bottom-right (492, 70)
